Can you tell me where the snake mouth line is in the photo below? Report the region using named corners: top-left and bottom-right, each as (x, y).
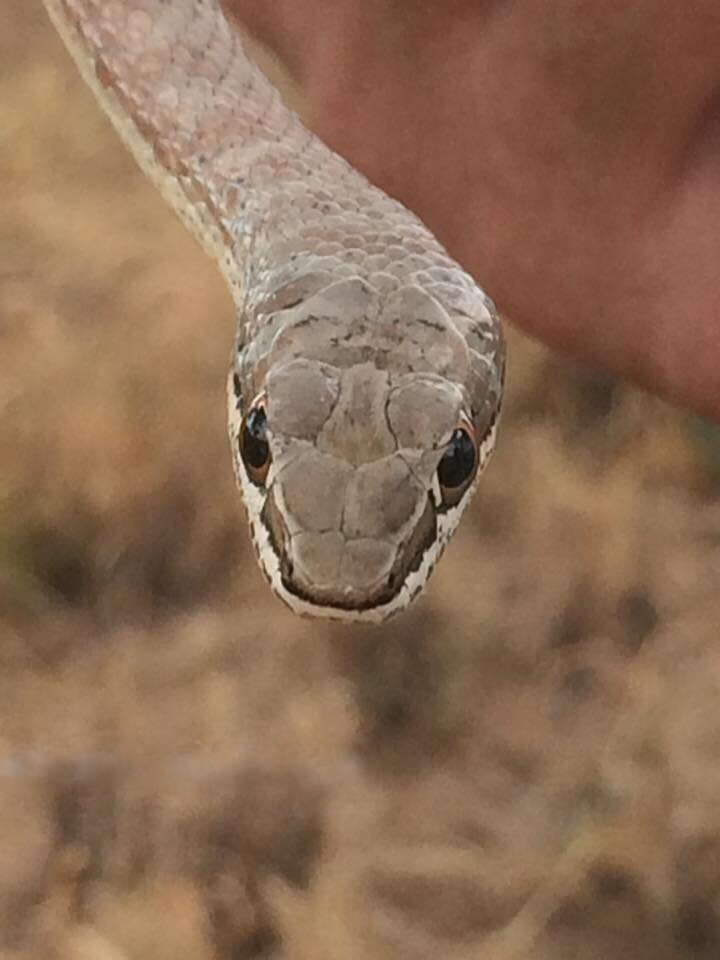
top-left (260, 492), bottom-right (439, 614)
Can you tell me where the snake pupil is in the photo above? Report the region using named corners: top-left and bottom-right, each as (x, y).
top-left (437, 428), bottom-right (476, 490)
top-left (241, 406), bottom-right (270, 474)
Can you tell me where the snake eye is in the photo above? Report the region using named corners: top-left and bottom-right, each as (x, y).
top-left (240, 400), bottom-right (271, 487)
top-left (437, 423), bottom-right (478, 508)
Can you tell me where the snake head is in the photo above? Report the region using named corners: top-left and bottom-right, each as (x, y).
top-left (229, 277), bottom-right (503, 622)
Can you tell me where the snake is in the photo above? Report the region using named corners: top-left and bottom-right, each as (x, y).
top-left (42, 0), bottom-right (505, 622)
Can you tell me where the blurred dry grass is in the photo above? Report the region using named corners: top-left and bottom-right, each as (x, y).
top-left (3, 2), bottom-right (720, 957)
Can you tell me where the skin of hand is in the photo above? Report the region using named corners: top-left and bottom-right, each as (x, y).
top-left (225, 0), bottom-right (720, 422)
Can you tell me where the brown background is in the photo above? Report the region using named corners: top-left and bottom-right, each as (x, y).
top-left (2, 2), bottom-right (720, 957)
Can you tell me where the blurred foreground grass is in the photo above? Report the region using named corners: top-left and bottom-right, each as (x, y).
top-left (3, 2), bottom-right (720, 958)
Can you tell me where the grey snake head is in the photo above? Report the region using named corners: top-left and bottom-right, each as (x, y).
top-left (229, 276), bottom-right (503, 623)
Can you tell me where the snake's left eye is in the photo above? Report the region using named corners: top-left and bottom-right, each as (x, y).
top-left (240, 401), bottom-right (271, 487)
top-left (437, 423), bottom-right (477, 508)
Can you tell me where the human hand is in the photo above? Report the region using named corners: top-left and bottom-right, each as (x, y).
top-left (226, 0), bottom-right (720, 421)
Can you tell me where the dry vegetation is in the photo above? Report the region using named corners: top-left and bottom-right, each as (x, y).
top-left (3, 3), bottom-right (720, 957)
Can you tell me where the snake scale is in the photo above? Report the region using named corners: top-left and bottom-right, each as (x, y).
top-left (42, 0), bottom-right (505, 622)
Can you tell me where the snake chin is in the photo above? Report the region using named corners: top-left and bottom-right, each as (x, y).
top-left (257, 492), bottom-right (468, 624)
top-left (264, 494), bottom-right (439, 618)
top-left (233, 438), bottom-right (497, 624)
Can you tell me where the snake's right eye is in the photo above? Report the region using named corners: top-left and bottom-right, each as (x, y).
top-left (240, 402), bottom-right (271, 487)
top-left (437, 421), bottom-right (478, 508)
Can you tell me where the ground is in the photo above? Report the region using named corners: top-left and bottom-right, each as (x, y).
top-left (2, 3), bottom-right (720, 958)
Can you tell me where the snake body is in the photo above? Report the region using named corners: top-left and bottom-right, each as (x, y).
top-left (43, 0), bottom-right (505, 622)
